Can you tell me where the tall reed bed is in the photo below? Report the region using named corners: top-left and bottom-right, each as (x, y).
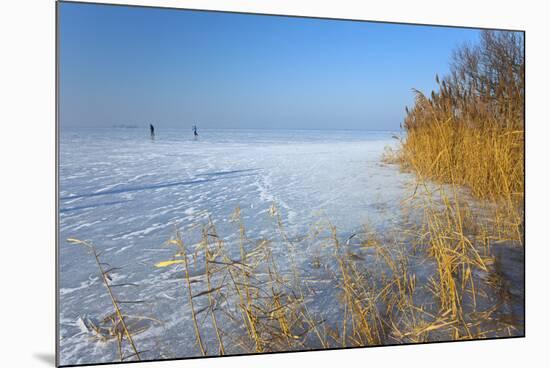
top-left (396, 31), bottom-right (524, 242)
top-left (384, 30), bottom-right (525, 341)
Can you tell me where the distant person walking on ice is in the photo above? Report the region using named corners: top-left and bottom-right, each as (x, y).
top-left (150, 123), bottom-right (155, 138)
top-left (193, 125), bottom-right (198, 138)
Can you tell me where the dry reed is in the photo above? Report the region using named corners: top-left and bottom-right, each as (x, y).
top-left (68, 30), bottom-right (524, 361)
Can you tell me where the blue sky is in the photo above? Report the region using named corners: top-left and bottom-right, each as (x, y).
top-left (59, 2), bottom-right (482, 130)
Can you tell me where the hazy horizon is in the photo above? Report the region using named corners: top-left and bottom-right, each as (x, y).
top-left (59, 3), bottom-right (483, 131)
top-left (62, 124), bottom-right (401, 132)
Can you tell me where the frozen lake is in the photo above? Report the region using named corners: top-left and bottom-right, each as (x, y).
top-left (58, 128), bottom-right (413, 364)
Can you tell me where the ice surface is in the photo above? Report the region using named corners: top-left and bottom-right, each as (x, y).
top-left (58, 128), bottom-right (414, 364)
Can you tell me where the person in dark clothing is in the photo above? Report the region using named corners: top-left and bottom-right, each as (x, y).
top-left (193, 125), bottom-right (198, 138)
top-left (150, 124), bottom-right (155, 138)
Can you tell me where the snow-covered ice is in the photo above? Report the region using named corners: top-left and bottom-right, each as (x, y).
top-left (58, 128), bottom-right (413, 365)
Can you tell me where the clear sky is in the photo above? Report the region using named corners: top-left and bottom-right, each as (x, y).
top-left (59, 2), bottom-right (482, 130)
